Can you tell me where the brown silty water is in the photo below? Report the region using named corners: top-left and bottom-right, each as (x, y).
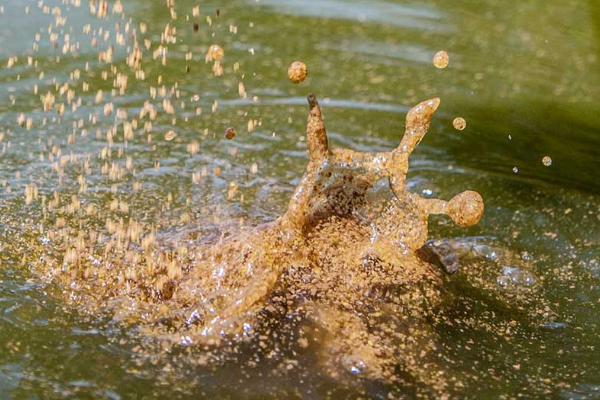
top-left (8, 91), bottom-right (499, 395)
top-left (1, 1), bottom-right (598, 398)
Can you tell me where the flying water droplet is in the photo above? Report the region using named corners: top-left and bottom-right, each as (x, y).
top-left (433, 50), bottom-right (449, 69)
top-left (542, 156), bottom-right (552, 167)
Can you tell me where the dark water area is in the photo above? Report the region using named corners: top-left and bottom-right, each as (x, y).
top-left (0, 0), bottom-right (599, 398)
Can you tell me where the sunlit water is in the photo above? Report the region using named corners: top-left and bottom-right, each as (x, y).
top-left (0, 0), bottom-right (599, 398)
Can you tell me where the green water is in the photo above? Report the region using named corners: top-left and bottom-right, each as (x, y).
top-left (0, 0), bottom-right (599, 398)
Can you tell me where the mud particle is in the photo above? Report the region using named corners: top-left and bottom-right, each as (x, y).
top-left (164, 130), bottom-right (177, 141)
top-left (288, 61), bottom-right (308, 84)
top-left (433, 51), bottom-right (449, 69)
top-left (542, 156), bottom-right (552, 167)
top-left (224, 127), bottom-right (236, 140)
top-left (206, 44), bottom-right (224, 62)
top-left (453, 117), bottom-right (466, 131)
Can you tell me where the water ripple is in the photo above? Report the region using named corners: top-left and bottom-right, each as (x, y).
top-left (255, 0), bottom-right (450, 32)
top-left (220, 96), bottom-right (410, 114)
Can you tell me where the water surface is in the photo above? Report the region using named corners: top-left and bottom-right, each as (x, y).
top-left (0, 0), bottom-right (599, 398)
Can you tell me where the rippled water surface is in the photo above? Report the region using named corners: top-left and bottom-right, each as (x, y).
top-left (0, 0), bottom-right (599, 398)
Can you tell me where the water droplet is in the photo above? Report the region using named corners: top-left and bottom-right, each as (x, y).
top-left (433, 50), bottom-right (449, 69)
top-left (499, 266), bottom-right (536, 287)
top-left (522, 273), bottom-right (536, 286)
top-left (180, 335), bottom-right (193, 346)
top-left (224, 127), bottom-right (236, 140)
top-left (288, 61), bottom-right (308, 84)
top-left (205, 44), bottom-right (224, 62)
top-left (350, 366), bottom-right (361, 375)
top-left (452, 117), bottom-right (466, 131)
top-left (164, 130), bottom-right (177, 141)
top-left (186, 310), bottom-right (201, 326)
top-left (496, 275), bottom-right (510, 287)
top-left (502, 266), bottom-right (519, 276)
top-left (542, 155), bottom-right (552, 167)
top-left (473, 244), bottom-right (499, 261)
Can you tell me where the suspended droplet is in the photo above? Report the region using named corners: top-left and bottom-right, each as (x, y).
top-left (452, 117), bottom-right (466, 131)
top-left (542, 156), bottom-right (552, 167)
top-left (164, 130), bottom-right (177, 141)
top-left (205, 44), bottom-right (224, 62)
top-left (433, 51), bottom-right (449, 69)
top-left (224, 127), bottom-right (236, 140)
top-left (288, 61), bottom-right (308, 84)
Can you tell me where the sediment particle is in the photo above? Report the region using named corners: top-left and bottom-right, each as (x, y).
top-left (288, 61), bottom-right (308, 84)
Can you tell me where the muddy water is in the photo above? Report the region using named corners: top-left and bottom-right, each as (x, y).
top-left (0, 0), bottom-right (599, 398)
